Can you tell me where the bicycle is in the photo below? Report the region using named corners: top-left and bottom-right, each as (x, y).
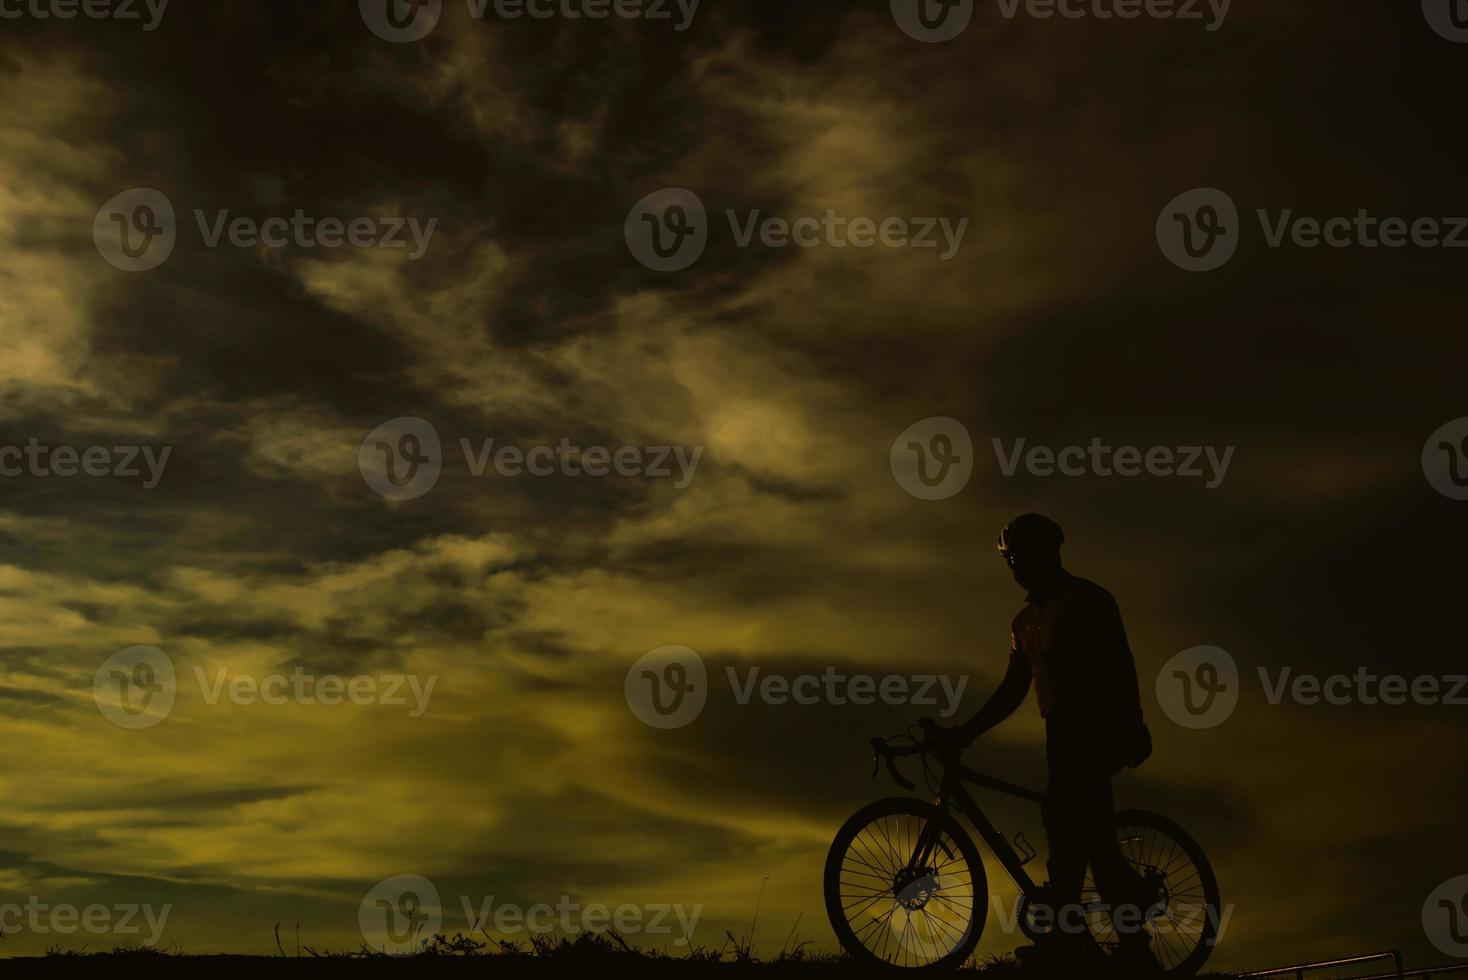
top-left (823, 723), bottom-right (1221, 975)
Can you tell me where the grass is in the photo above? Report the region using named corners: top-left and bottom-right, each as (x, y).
top-left (3, 931), bottom-right (1239, 979)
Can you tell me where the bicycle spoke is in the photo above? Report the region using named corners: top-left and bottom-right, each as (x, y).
top-left (831, 804), bottom-right (982, 967)
top-left (1054, 820), bottom-right (1215, 974)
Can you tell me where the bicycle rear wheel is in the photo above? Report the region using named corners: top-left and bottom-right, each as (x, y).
top-left (823, 797), bottom-right (987, 970)
top-left (1083, 808), bottom-right (1221, 977)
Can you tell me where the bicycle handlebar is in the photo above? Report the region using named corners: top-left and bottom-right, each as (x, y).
top-left (870, 736), bottom-right (918, 790)
top-left (869, 725), bottom-right (963, 792)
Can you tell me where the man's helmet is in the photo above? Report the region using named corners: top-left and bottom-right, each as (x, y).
top-left (997, 514), bottom-right (1064, 565)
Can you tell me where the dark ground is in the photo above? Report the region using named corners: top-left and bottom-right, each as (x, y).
top-left (0, 934), bottom-right (1244, 979)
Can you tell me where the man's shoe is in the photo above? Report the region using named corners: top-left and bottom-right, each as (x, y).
top-left (1107, 936), bottom-right (1163, 977)
top-left (1013, 935), bottom-right (1090, 973)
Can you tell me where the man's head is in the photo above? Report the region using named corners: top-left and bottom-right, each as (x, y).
top-left (997, 513), bottom-right (1065, 594)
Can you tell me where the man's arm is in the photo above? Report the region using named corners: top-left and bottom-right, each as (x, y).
top-left (950, 653), bottom-right (1032, 746)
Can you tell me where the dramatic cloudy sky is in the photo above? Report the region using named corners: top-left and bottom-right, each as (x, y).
top-left (1, 0), bottom-right (1465, 968)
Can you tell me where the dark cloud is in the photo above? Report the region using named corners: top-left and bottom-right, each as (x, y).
top-left (0, 0), bottom-right (1462, 968)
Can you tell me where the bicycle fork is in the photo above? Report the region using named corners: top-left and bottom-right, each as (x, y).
top-left (890, 819), bottom-right (953, 910)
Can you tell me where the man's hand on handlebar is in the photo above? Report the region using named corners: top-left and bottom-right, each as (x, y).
top-left (867, 719), bottom-right (968, 791)
top-left (868, 716), bottom-right (979, 791)
top-left (918, 716), bottom-right (966, 754)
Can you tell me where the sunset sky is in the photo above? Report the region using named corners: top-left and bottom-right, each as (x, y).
top-left (1, 0), bottom-right (1466, 969)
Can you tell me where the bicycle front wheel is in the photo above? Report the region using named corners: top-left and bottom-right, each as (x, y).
top-left (823, 797), bottom-right (987, 970)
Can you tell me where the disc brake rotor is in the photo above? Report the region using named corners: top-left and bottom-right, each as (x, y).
top-left (892, 868), bottom-right (941, 911)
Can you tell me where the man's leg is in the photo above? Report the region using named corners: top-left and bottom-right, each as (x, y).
top-left (1042, 739), bottom-right (1115, 959)
top-left (1079, 776), bottom-right (1152, 945)
top-left (1071, 768), bottom-right (1163, 973)
top-left (1045, 757), bottom-right (1151, 938)
top-left (1043, 716), bottom-right (1103, 938)
top-left (1018, 768), bottom-right (1091, 969)
top-left (1041, 767), bottom-right (1091, 935)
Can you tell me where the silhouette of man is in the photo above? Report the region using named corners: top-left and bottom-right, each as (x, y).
top-left (929, 514), bottom-right (1154, 969)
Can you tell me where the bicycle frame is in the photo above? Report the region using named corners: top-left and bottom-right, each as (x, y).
top-left (857, 734), bottom-right (1215, 975)
top-left (929, 758), bottom-right (1048, 898)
